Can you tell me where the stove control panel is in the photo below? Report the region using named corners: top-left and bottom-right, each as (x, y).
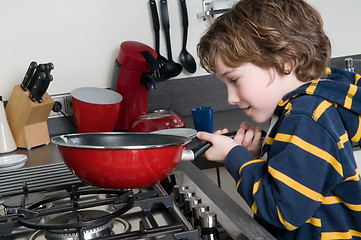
top-left (173, 166), bottom-right (275, 240)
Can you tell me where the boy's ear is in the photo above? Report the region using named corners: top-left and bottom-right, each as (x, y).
top-left (283, 61), bottom-right (294, 74)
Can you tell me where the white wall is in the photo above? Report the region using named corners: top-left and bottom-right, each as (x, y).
top-left (0, 0), bottom-right (360, 100)
top-left (307, 0), bottom-right (361, 57)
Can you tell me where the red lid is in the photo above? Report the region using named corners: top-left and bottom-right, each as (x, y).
top-left (116, 41), bottom-right (157, 72)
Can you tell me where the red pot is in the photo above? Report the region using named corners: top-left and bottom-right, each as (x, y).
top-left (71, 87), bottom-right (123, 133)
top-left (52, 132), bottom-right (236, 189)
top-left (52, 132), bottom-right (195, 189)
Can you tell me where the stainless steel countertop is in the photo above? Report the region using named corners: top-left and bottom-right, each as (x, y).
top-left (3, 141), bottom-right (63, 168)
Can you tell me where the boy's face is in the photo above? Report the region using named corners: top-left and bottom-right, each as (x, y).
top-left (214, 56), bottom-right (297, 123)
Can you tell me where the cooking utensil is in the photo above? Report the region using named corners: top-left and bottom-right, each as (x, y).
top-left (20, 61), bottom-right (37, 91)
top-left (51, 131), bottom-right (236, 189)
top-left (179, 0), bottom-right (197, 73)
top-left (149, 0), bottom-right (173, 81)
top-left (149, 1), bottom-right (167, 66)
top-left (160, 0), bottom-right (183, 77)
top-left (71, 87), bottom-right (123, 133)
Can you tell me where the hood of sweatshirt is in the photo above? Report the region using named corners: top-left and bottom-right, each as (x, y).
top-left (275, 67), bottom-right (361, 146)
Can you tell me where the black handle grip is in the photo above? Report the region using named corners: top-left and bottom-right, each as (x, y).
top-left (45, 62), bottom-right (54, 75)
top-left (21, 61), bottom-right (37, 91)
top-left (179, 0), bottom-right (188, 49)
top-left (36, 74), bottom-right (53, 103)
top-left (191, 130), bottom-right (267, 160)
top-left (29, 72), bottom-right (46, 102)
top-left (27, 64), bottom-right (45, 91)
top-left (160, 0), bottom-right (173, 60)
top-left (149, 0), bottom-right (161, 53)
top-left (192, 131), bottom-right (237, 160)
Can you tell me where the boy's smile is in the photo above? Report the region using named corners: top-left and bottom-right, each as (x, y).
top-left (214, 56), bottom-right (305, 123)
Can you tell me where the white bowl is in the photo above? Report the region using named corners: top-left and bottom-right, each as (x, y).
top-left (0, 154), bottom-right (27, 170)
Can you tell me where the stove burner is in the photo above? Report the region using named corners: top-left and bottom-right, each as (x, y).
top-left (0, 163), bottom-right (207, 240)
top-left (29, 216), bottom-right (131, 240)
top-left (47, 210), bottom-right (114, 226)
top-left (17, 188), bottom-right (134, 234)
top-left (3, 192), bottom-right (45, 214)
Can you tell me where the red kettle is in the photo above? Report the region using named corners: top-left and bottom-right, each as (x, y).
top-left (111, 41), bottom-right (158, 131)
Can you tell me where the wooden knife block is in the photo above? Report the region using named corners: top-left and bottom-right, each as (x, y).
top-left (5, 85), bottom-right (54, 149)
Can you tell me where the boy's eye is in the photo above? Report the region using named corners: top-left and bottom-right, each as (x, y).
top-left (230, 78), bottom-right (238, 84)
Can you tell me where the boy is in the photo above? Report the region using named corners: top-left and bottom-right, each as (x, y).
top-left (197, 0), bottom-right (361, 239)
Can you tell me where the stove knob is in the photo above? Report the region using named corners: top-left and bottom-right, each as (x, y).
top-left (191, 203), bottom-right (209, 228)
top-left (174, 184), bottom-right (188, 197)
top-left (184, 196), bottom-right (201, 220)
top-left (199, 211), bottom-right (219, 240)
top-left (179, 189), bottom-right (195, 212)
top-left (173, 185), bottom-right (188, 206)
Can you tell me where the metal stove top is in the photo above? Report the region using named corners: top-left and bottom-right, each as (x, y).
top-left (0, 161), bottom-right (275, 240)
top-left (0, 163), bottom-right (198, 240)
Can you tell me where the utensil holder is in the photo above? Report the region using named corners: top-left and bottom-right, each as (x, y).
top-left (5, 85), bottom-right (54, 149)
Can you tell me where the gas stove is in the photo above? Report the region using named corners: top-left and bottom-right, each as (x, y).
top-left (0, 161), bottom-right (274, 240)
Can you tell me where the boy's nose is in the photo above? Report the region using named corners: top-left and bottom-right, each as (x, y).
top-left (227, 89), bottom-right (240, 105)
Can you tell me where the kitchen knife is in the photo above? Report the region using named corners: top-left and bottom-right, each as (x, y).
top-left (36, 74), bottom-right (53, 103)
top-left (29, 72), bottom-right (46, 102)
top-left (45, 62), bottom-right (54, 75)
top-left (20, 61), bottom-right (37, 91)
top-left (27, 64), bottom-right (45, 91)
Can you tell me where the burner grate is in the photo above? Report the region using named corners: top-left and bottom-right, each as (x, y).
top-left (0, 163), bottom-right (84, 198)
top-left (18, 187), bottom-right (134, 231)
top-left (0, 163), bottom-right (200, 240)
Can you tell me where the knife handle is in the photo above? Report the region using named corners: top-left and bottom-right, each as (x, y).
top-left (36, 74), bottom-right (53, 103)
top-left (21, 61), bottom-right (37, 91)
top-left (28, 64), bottom-right (45, 91)
top-left (45, 62), bottom-right (54, 75)
top-left (29, 72), bottom-right (46, 102)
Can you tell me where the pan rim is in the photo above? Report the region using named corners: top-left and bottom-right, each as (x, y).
top-left (51, 132), bottom-right (191, 150)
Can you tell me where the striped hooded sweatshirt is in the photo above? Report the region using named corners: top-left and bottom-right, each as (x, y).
top-left (225, 67), bottom-right (361, 239)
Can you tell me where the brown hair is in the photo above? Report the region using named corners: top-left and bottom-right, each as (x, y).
top-left (197, 0), bottom-right (331, 82)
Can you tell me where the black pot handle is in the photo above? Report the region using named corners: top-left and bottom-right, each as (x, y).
top-left (191, 131), bottom-right (237, 160)
top-left (188, 130), bottom-right (267, 160)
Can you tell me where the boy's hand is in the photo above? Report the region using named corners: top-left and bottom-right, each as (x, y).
top-left (235, 122), bottom-right (263, 158)
top-left (196, 131), bottom-right (238, 163)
